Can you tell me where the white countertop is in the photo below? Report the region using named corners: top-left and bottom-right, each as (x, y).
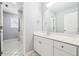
top-left (34, 32), bottom-right (79, 46)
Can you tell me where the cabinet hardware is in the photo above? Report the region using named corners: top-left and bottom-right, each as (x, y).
top-left (61, 46), bottom-right (64, 48)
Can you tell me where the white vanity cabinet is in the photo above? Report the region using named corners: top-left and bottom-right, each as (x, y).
top-left (54, 41), bottom-right (77, 56)
top-left (34, 32), bottom-right (79, 56)
top-left (34, 36), bottom-right (53, 56)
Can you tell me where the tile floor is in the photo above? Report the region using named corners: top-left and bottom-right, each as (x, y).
top-left (25, 50), bottom-right (39, 56)
top-left (2, 39), bottom-right (24, 56)
top-left (2, 39), bottom-right (39, 56)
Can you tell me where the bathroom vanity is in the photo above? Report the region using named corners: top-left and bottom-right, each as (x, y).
top-left (33, 32), bottom-right (79, 56)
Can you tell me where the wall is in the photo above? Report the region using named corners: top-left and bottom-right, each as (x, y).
top-left (3, 12), bottom-right (18, 40)
top-left (23, 2), bottom-right (42, 54)
top-left (56, 7), bottom-right (78, 33)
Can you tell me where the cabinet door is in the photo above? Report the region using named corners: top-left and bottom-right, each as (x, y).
top-left (41, 38), bottom-right (53, 56)
top-left (34, 36), bottom-right (53, 56)
top-left (34, 36), bottom-right (42, 55)
top-left (41, 43), bottom-right (53, 56)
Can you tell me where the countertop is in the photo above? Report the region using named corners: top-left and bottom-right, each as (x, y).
top-left (34, 32), bottom-right (79, 47)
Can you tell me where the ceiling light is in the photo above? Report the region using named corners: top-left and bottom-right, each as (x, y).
top-left (11, 2), bottom-right (16, 4)
top-left (46, 2), bottom-right (56, 8)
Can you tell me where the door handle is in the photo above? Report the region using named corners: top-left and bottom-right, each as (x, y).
top-left (61, 45), bottom-right (64, 48)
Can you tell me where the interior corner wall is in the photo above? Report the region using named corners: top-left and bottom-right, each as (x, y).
top-left (23, 2), bottom-right (42, 53)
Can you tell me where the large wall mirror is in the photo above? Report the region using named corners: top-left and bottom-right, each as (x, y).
top-left (43, 2), bottom-right (79, 34)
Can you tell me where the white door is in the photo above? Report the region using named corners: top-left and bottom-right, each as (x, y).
top-left (64, 11), bottom-right (78, 34)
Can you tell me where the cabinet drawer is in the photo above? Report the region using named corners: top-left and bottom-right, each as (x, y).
top-left (54, 40), bottom-right (77, 56)
top-left (34, 36), bottom-right (42, 42)
top-left (34, 36), bottom-right (53, 46)
top-left (54, 47), bottom-right (72, 56)
top-left (41, 37), bottom-right (53, 46)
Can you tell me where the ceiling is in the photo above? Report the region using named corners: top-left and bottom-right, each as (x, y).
top-left (47, 2), bottom-right (79, 12)
top-left (3, 2), bottom-right (78, 14)
top-left (3, 2), bottom-right (23, 14)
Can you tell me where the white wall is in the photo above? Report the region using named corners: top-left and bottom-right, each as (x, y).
top-left (56, 7), bottom-right (78, 33)
top-left (23, 2), bottom-right (42, 54)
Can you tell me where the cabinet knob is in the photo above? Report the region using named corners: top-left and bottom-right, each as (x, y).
top-left (61, 45), bottom-right (64, 48)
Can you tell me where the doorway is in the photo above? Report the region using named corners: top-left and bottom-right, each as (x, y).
top-left (1, 2), bottom-right (23, 56)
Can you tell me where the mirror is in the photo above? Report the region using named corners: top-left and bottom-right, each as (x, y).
top-left (43, 2), bottom-right (79, 34)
